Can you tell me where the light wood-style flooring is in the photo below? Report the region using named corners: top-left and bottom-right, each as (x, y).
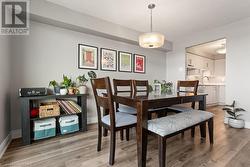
top-left (1, 106), bottom-right (250, 167)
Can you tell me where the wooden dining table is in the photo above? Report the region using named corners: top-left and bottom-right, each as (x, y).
top-left (113, 92), bottom-right (207, 167)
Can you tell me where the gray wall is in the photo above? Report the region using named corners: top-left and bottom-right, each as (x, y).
top-left (0, 35), bottom-right (11, 143)
top-left (11, 21), bottom-right (167, 131)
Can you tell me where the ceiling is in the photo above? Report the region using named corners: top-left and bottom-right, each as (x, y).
top-left (186, 39), bottom-right (226, 60)
top-left (46, 0), bottom-right (250, 41)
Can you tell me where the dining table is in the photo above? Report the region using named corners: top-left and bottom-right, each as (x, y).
top-left (113, 91), bottom-right (207, 167)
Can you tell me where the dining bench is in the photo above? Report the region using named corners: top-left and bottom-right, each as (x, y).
top-left (147, 110), bottom-right (214, 167)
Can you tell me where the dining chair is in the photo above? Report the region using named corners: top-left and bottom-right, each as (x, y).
top-left (113, 79), bottom-right (136, 115)
top-left (113, 79), bottom-right (137, 140)
top-left (91, 77), bottom-right (137, 165)
top-left (132, 80), bottom-right (149, 96)
top-left (166, 80), bottom-right (199, 137)
top-left (133, 80), bottom-right (167, 118)
top-left (167, 80), bottom-right (199, 112)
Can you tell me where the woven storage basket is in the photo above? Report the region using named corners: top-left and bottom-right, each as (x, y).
top-left (39, 102), bottom-right (60, 118)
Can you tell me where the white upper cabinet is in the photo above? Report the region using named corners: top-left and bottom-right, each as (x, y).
top-left (214, 59), bottom-right (226, 76)
top-left (186, 53), bottom-right (214, 75)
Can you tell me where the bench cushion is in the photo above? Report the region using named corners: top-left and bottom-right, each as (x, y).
top-left (118, 105), bottom-right (137, 115)
top-left (102, 112), bottom-right (137, 127)
top-left (148, 110), bottom-right (214, 137)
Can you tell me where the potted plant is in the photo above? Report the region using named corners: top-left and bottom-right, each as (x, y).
top-left (49, 80), bottom-right (60, 95)
top-left (77, 74), bottom-right (88, 94)
top-left (60, 75), bottom-right (72, 95)
top-left (223, 101), bottom-right (246, 128)
top-left (161, 80), bottom-right (173, 94)
top-left (68, 81), bottom-right (76, 95)
top-left (151, 80), bottom-right (173, 94)
top-left (76, 71), bottom-right (97, 94)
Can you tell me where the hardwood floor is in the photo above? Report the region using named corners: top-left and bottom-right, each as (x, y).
top-left (1, 106), bottom-right (250, 167)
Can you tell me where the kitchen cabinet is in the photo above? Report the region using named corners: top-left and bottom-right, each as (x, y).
top-left (214, 59), bottom-right (226, 76)
top-left (204, 86), bottom-right (218, 105)
top-left (198, 85), bottom-right (225, 105)
top-left (186, 53), bottom-right (214, 74)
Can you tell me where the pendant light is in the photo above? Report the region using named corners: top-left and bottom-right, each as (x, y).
top-left (216, 44), bottom-right (226, 54)
top-left (139, 3), bottom-right (165, 48)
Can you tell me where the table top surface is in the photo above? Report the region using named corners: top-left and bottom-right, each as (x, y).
top-left (114, 92), bottom-right (207, 102)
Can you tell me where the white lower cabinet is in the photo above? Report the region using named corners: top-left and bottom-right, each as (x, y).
top-left (198, 85), bottom-right (225, 105)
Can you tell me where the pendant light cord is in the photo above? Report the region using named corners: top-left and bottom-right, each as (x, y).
top-left (150, 8), bottom-right (153, 32)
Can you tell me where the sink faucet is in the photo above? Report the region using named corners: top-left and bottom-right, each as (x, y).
top-left (201, 76), bottom-right (209, 84)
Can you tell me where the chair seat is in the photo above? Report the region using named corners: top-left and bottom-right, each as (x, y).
top-left (148, 110), bottom-right (214, 137)
top-left (102, 112), bottom-right (137, 127)
top-left (167, 105), bottom-right (192, 112)
top-left (118, 105), bottom-right (137, 115)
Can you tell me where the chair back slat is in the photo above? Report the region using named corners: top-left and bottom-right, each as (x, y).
top-left (133, 80), bottom-right (149, 96)
top-left (113, 79), bottom-right (133, 109)
top-left (97, 96), bottom-right (109, 109)
top-left (177, 80), bottom-right (199, 108)
top-left (91, 77), bottom-right (116, 127)
top-left (113, 79), bottom-right (133, 94)
top-left (177, 80), bottom-right (199, 94)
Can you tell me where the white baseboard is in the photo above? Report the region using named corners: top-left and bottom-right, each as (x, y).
top-left (11, 129), bottom-right (22, 139)
top-left (244, 121), bottom-right (250, 129)
top-left (224, 117), bottom-right (250, 129)
top-left (0, 134), bottom-right (11, 159)
top-left (88, 117), bottom-right (97, 124)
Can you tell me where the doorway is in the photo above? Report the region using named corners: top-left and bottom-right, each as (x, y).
top-left (185, 38), bottom-right (226, 106)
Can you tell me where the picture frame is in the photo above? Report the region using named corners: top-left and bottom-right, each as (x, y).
top-left (118, 51), bottom-right (133, 72)
top-left (100, 48), bottom-right (117, 71)
top-left (134, 54), bottom-right (146, 73)
top-left (78, 44), bottom-right (98, 70)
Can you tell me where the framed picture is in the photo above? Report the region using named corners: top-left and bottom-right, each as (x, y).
top-left (118, 51), bottom-right (132, 72)
top-left (134, 54), bottom-right (146, 73)
top-left (78, 44), bottom-right (98, 70)
top-left (100, 48), bottom-right (117, 71)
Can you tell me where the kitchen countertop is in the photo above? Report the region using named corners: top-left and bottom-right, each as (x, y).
top-left (199, 83), bottom-right (225, 86)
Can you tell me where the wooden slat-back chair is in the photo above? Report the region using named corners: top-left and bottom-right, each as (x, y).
top-left (91, 77), bottom-right (137, 165)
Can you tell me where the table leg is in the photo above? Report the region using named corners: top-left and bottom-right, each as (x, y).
top-left (199, 95), bottom-right (206, 111)
top-left (199, 95), bottom-right (207, 142)
top-left (136, 101), bottom-right (148, 167)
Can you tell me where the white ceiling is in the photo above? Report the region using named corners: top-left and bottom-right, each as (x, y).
top-left (186, 39), bottom-right (226, 60)
top-left (47, 0), bottom-right (250, 41)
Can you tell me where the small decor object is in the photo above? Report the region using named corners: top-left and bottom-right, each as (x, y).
top-left (88, 71), bottom-right (97, 79)
top-left (30, 108), bottom-right (39, 118)
top-left (49, 80), bottom-right (60, 95)
top-left (78, 44), bottom-right (98, 70)
top-left (39, 102), bottom-right (60, 118)
top-left (223, 101), bottom-right (246, 128)
top-left (77, 71), bottom-right (97, 94)
top-left (60, 88), bottom-right (68, 95)
top-left (34, 118), bottom-right (56, 140)
top-left (153, 83), bottom-right (161, 95)
top-left (100, 48), bottom-right (117, 71)
top-left (134, 54), bottom-right (146, 73)
top-left (118, 51), bottom-right (132, 72)
top-left (68, 82), bottom-right (76, 95)
top-left (59, 115), bottom-right (79, 134)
